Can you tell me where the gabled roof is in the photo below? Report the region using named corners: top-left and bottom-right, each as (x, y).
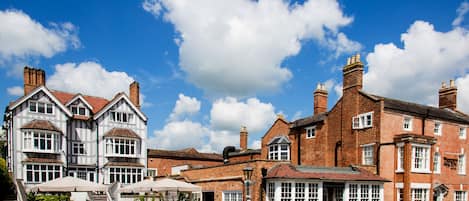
top-left (147, 148), bottom-right (223, 161)
top-left (51, 90), bottom-right (109, 114)
top-left (64, 94), bottom-right (94, 111)
top-left (290, 112), bottom-right (327, 128)
top-left (265, 164), bottom-right (389, 182)
top-left (9, 86), bottom-right (73, 117)
top-left (21, 120), bottom-right (62, 133)
top-left (92, 92), bottom-right (147, 121)
top-left (104, 128), bottom-right (140, 139)
top-left (267, 136), bottom-right (291, 145)
top-left (361, 91), bottom-right (469, 124)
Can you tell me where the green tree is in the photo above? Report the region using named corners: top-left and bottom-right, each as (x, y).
top-left (0, 157), bottom-right (15, 200)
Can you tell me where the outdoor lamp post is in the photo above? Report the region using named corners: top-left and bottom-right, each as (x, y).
top-left (243, 166), bottom-right (253, 201)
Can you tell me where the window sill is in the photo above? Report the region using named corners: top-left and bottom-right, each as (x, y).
top-left (105, 154), bottom-right (140, 158)
top-left (411, 170), bottom-right (432, 174)
top-left (395, 170), bottom-right (404, 173)
top-left (23, 149), bottom-right (60, 154)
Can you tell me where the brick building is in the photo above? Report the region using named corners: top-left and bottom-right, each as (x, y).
top-left (260, 54), bottom-right (469, 201)
top-left (3, 67), bottom-right (148, 190)
top-left (147, 148), bottom-right (223, 177)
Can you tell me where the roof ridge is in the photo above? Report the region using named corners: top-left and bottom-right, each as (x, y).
top-left (50, 89), bottom-right (110, 101)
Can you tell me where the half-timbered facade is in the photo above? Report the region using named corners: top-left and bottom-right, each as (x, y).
top-left (3, 67), bottom-right (147, 189)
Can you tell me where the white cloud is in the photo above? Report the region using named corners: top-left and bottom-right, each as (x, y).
top-left (168, 93), bottom-right (201, 121)
top-left (456, 75), bottom-right (469, 112)
top-left (47, 62), bottom-right (135, 99)
top-left (453, 2), bottom-right (469, 27)
top-left (326, 32), bottom-right (362, 57)
top-left (7, 86), bottom-right (23, 96)
top-left (210, 97), bottom-right (277, 133)
top-left (150, 95), bottom-right (278, 152)
top-left (144, 0), bottom-right (357, 96)
top-left (364, 20), bottom-right (469, 112)
top-left (0, 9), bottom-right (80, 76)
top-left (142, 0), bottom-right (163, 17)
top-left (250, 139), bottom-right (261, 149)
top-left (149, 120), bottom-right (209, 150)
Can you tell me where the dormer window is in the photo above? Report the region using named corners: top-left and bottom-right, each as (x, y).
top-left (71, 106), bottom-right (87, 116)
top-left (29, 101), bottom-right (53, 114)
top-left (110, 111), bottom-right (134, 123)
top-left (268, 136), bottom-right (291, 161)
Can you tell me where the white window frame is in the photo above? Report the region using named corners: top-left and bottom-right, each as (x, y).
top-left (434, 121), bottom-right (442, 136)
top-left (110, 111), bottom-right (135, 124)
top-left (72, 142), bottom-right (85, 155)
top-left (397, 188), bottom-right (403, 201)
top-left (347, 183), bottom-right (383, 201)
top-left (361, 144), bottom-right (374, 165)
top-left (403, 116), bottom-right (413, 131)
top-left (108, 167), bottom-right (143, 184)
top-left (268, 144), bottom-right (290, 161)
top-left (411, 188), bottom-right (429, 201)
top-left (411, 144), bottom-right (431, 173)
top-left (24, 163), bottom-right (62, 184)
top-left (460, 127), bottom-right (467, 139)
top-left (433, 152), bottom-right (441, 174)
top-left (455, 191), bottom-right (467, 201)
top-left (458, 154), bottom-right (466, 175)
top-left (23, 130), bottom-right (61, 153)
top-left (222, 191), bottom-right (243, 201)
top-left (396, 143), bottom-right (404, 172)
top-left (352, 112), bottom-right (373, 129)
top-left (306, 126), bottom-right (316, 139)
top-left (29, 100), bottom-right (54, 115)
top-left (105, 138), bottom-right (138, 157)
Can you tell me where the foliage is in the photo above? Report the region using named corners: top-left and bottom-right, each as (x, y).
top-left (0, 157), bottom-right (15, 200)
top-left (27, 192), bottom-right (70, 201)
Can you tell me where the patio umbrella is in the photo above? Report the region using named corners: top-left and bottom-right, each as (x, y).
top-left (120, 178), bottom-right (201, 193)
top-left (30, 176), bottom-right (108, 192)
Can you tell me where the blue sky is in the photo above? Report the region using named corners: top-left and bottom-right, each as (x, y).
top-left (1, 0), bottom-right (469, 152)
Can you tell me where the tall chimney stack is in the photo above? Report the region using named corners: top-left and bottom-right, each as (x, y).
top-left (342, 53), bottom-right (364, 93)
top-left (129, 81), bottom-right (140, 109)
top-left (314, 83), bottom-right (328, 115)
top-left (23, 66), bottom-right (46, 95)
top-left (240, 126), bottom-right (248, 151)
top-left (439, 80), bottom-right (457, 110)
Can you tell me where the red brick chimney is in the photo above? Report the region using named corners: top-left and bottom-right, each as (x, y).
top-left (342, 53), bottom-right (364, 93)
top-left (23, 66), bottom-right (46, 95)
top-left (240, 126), bottom-right (248, 151)
top-left (314, 83), bottom-right (328, 115)
top-left (439, 80), bottom-right (457, 110)
top-left (129, 81), bottom-right (140, 109)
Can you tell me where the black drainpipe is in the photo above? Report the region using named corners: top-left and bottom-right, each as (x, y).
top-left (334, 141), bottom-right (342, 166)
top-left (376, 142), bottom-right (395, 175)
top-left (422, 109), bottom-right (429, 135)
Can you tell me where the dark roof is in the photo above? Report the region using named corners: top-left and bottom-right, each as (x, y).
top-left (104, 128), bottom-right (140, 139)
top-left (21, 120), bottom-right (62, 133)
top-left (105, 161), bottom-right (144, 167)
top-left (267, 136), bottom-right (291, 145)
top-left (148, 148), bottom-right (223, 161)
top-left (291, 112), bottom-right (327, 128)
top-left (364, 92), bottom-right (469, 124)
top-left (23, 157), bottom-right (62, 164)
top-left (228, 149), bottom-right (261, 157)
top-left (265, 164), bottom-right (389, 182)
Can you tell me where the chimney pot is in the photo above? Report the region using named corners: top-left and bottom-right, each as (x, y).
top-left (240, 126), bottom-right (248, 151)
top-left (450, 80), bottom-right (455, 87)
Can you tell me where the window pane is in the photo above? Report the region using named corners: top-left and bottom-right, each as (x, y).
top-left (79, 107), bottom-right (86, 115)
top-left (38, 102), bottom-right (45, 113)
top-left (46, 104), bottom-right (53, 114)
top-left (30, 102), bottom-right (37, 112)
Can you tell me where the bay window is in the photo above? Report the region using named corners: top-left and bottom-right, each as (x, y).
top-left (108, 167), bottom-right (142, 184)
top-left (23, 131), bottom-right (61, 153)
top-left (105, 138), bottom-right (138, 156)
top-left (348, 183), bottom-right (382, 201)
top-left (25, 164), bottom-right (61, 183)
